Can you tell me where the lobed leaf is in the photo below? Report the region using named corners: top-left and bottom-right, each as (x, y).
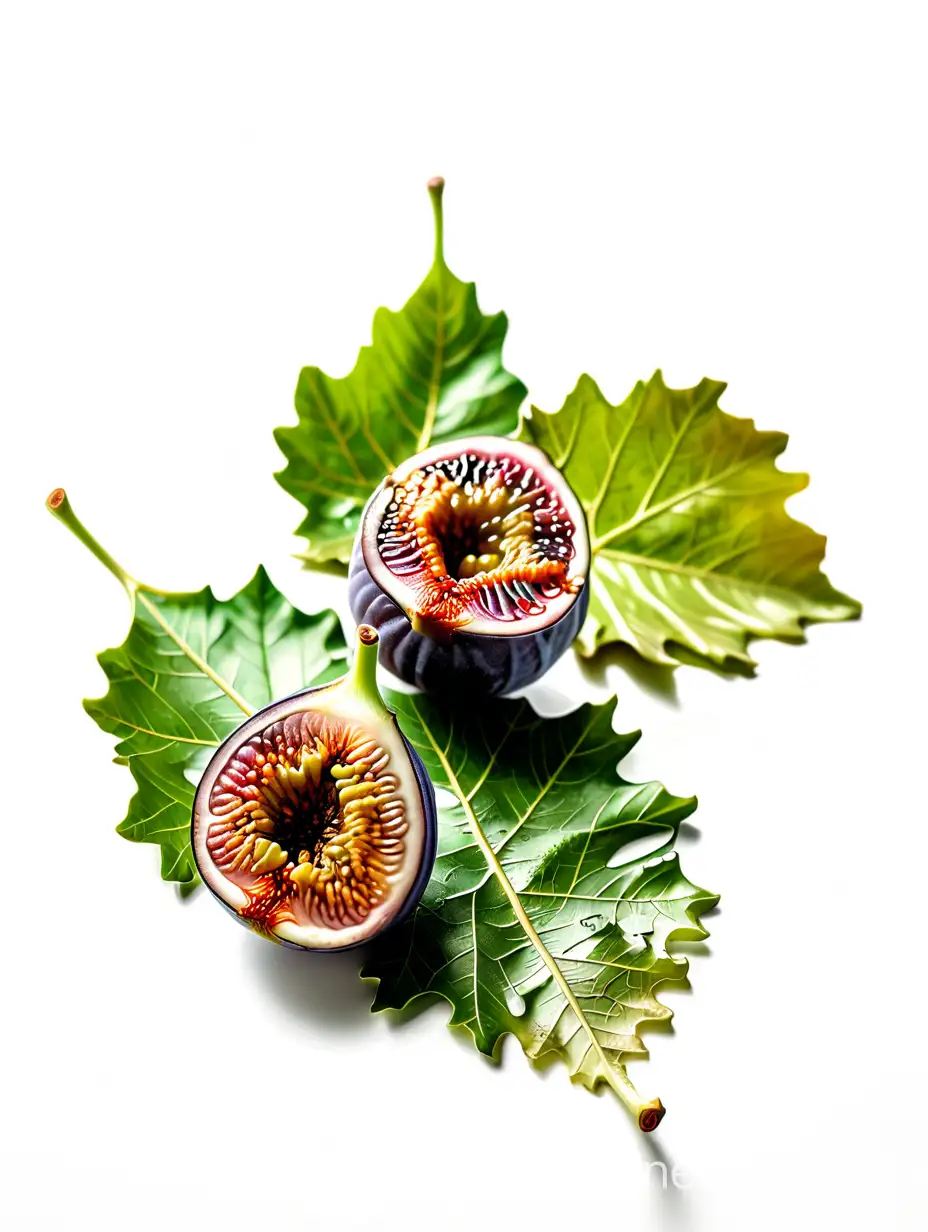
top-left (518, 371), bottom-right (861, 666)
top-left (273, 180), bottom-right (526, 563)
top-left (364, 692), bottom-right (716, 1110)
top-left (85, 567), bottom-right (346, 881)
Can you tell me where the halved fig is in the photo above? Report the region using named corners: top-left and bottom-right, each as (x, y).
top-left (349, 436), bottom-right (590, 695)
top-left (192, 626), bottom-right (437, 949)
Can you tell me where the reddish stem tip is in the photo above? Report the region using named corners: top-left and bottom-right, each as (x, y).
top-left (47, 487), bottom-right (66, 511)
top-left (638, 1099), bottom-right (666, 1133)
top-left (427, 175), bottom-right (445, 196)
top-left (357, 624), bottom-right (379, 646)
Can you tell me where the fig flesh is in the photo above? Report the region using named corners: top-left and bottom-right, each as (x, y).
top-left (191, 626), bottom-right (437, 949)
top-left (349, 436), bottom-right (590, 695)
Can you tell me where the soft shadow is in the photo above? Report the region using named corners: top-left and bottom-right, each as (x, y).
top-left (640, 1126), bottom-right (695, 1231)
top-left (669, 641), bottom-right (758, 679)
top-left (678, 821), bottom-right (702, 844)
top-left (578, 643), bottom-right (680, 705)
top-left (636, 978), bottom-right (693, 1046)
top-left (379, 992), bottom-right (506, 1065)
top-left (174, 881), bottom-right (201, 904)
top-left (297, 557), bottom-right (350, 579)
top-left (670, 942), bottom-right (711, 960)
top-left (243, 935), bottom-right (376, 1036)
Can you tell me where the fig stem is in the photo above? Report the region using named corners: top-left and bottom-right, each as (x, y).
top-left (46, 488), bottom-right (136, 595)
top-left (349, 625), bottom-right (390, 717)
top-left (45, 488), bottom-right (255, 717)
top-left (427, 175), bottom-right (445, 269)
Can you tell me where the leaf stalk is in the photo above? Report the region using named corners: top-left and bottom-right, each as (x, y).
top-left (427, 175), bottom-right (445, 268)
top-left (45, 488), bottom-right (254, 717)
top-left (46, 488), bottom-right (136, 596)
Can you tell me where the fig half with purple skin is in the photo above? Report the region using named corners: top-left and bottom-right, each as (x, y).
top-left (192, 626), bottom-right (437, 950)
top-left (349, 436), bottom-right (590, 695)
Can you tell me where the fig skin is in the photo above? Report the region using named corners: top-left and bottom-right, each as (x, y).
top-left (191, 628), bottom-right (437, 951)
top-left (349, 540), bottom-right (589, 696)
top-left (348, 438), bottom-right (590, 696)
top-left (394, 730), bottom-right (438, 924)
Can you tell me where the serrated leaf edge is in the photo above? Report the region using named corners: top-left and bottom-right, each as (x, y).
top-left (395, 695), bottom-right (658, 1121)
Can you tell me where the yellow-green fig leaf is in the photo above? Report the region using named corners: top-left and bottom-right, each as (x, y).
top-left (518, 371), bottom-right (860, 665)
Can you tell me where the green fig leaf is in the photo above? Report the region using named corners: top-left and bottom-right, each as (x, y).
top-left (518, 371), bottom-right (861, 666)
top-left (85, 565), bottom-right (346, 881)
top-left (364, 691), bottom-right (716, 1121)
top-left (274, 180), bottom-right (526, 564)
top-left (50, 491), bottom-right (717, 1121)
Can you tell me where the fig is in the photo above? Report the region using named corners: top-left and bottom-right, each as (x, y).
top-left (348, 436), bottom-right (590, 695)
top-left (192, 625), bottom-right (437, 949)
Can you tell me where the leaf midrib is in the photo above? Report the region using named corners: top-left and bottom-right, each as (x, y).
top-left (92, 713), bottom-right (218, 747)
top-left (135, 591), bottom-right (254, 716)
top-left (409, 697), bottom-right (642, 1113)
top-left (598, 547), bottom-right (856, 612)
top-left (415, 263), bottom-right (446, 451)
top-left (591, 448), bottom-right (776, 552)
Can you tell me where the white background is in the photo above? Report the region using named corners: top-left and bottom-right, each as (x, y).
top-left (2, 3), bottom-right (926, 1229)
